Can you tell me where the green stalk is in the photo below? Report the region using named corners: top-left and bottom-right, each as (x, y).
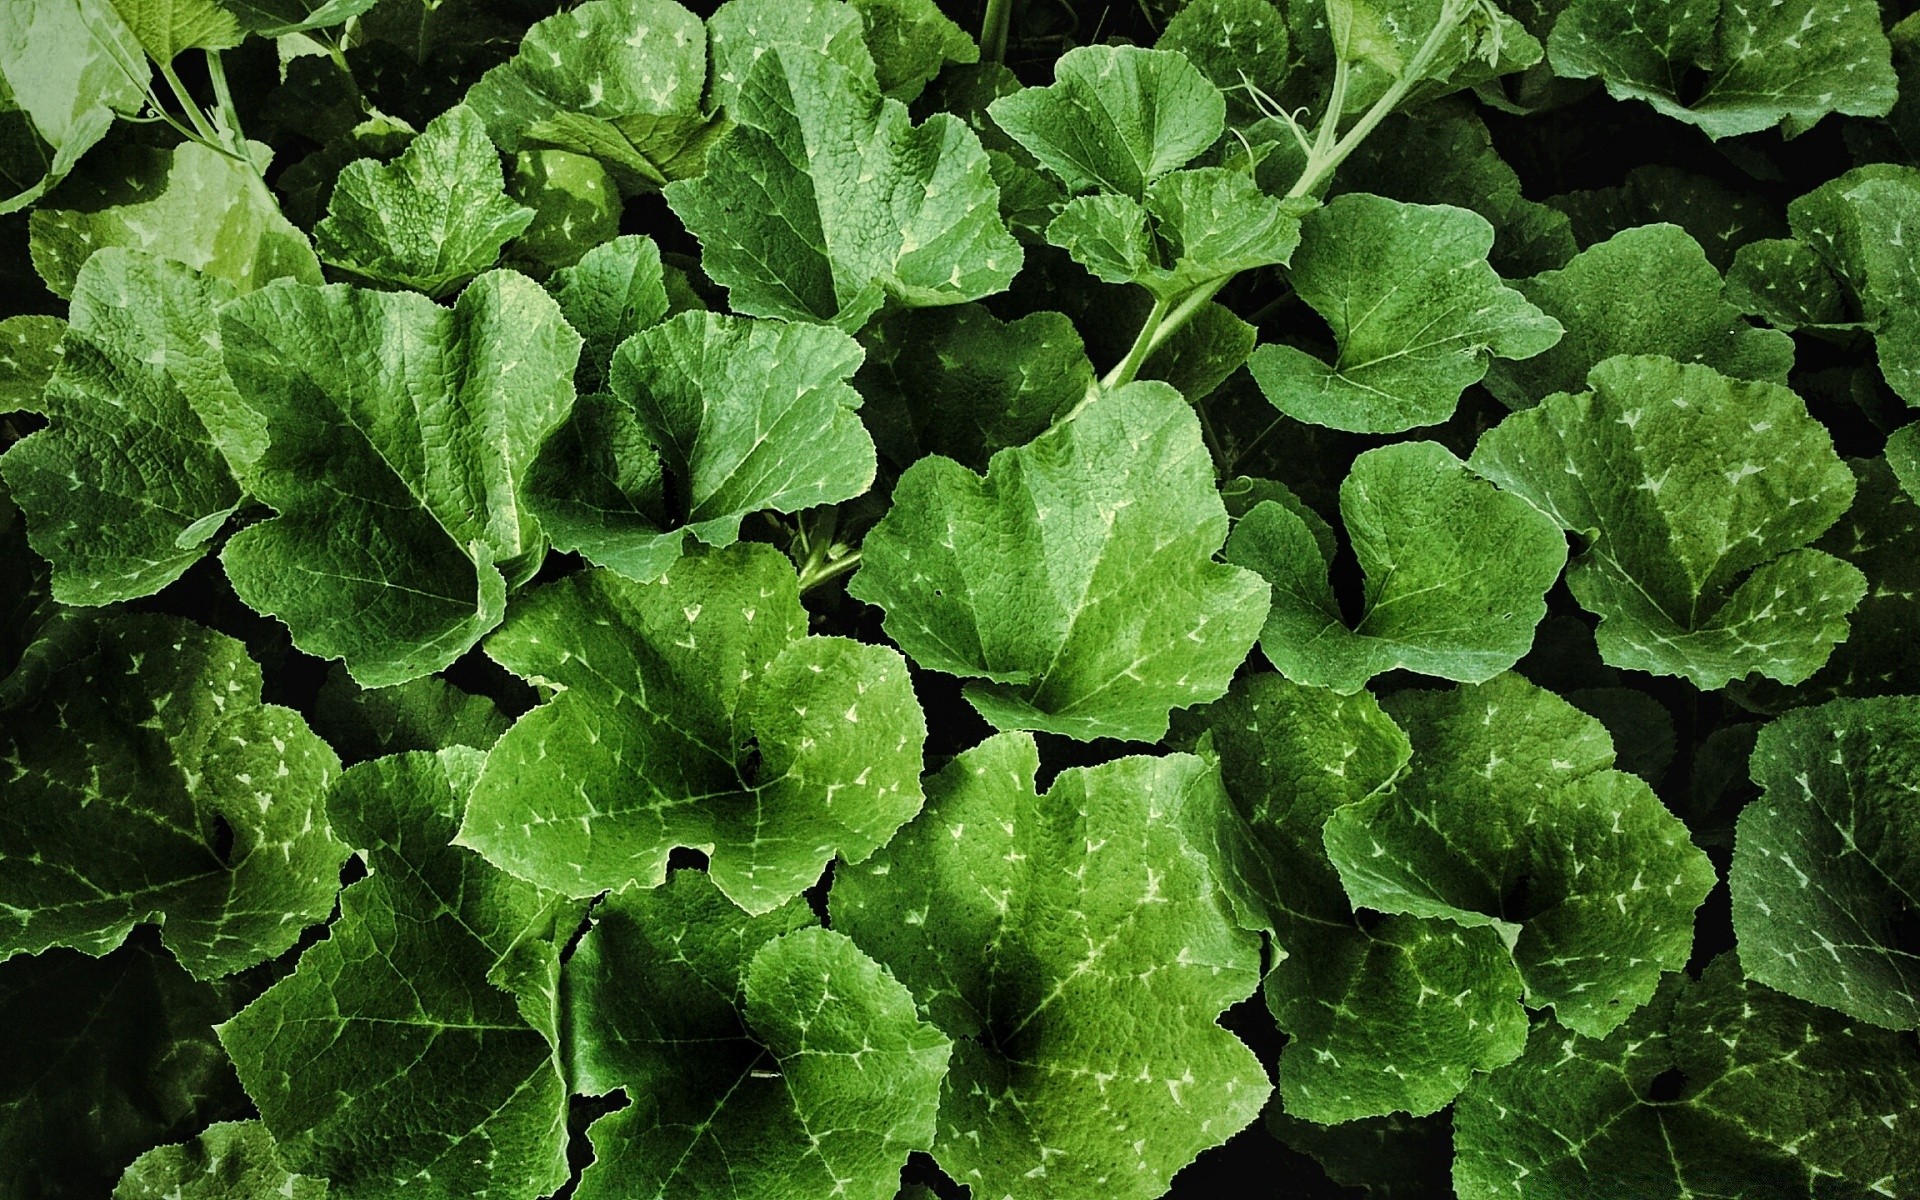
top-left (797, 548), bottom-right (862, 595)
top-left (157, 59), bottom-right (221, 143)
top-left (204, 50), bottom-right (250, 159)
top-left (981, 0), bottom-right (1013, 64)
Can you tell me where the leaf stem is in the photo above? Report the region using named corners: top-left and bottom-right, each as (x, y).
top-left (797, 547), bottom-right (862, 595)
top-left (157, 59), bottom-right (221, 143)
top-left (981, 0), bottom-right (1013, 63)
top-left (204, 50), bottom-right (250, 159)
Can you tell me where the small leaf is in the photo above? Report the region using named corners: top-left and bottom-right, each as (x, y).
top-left (850, 0), bottom-right (978, 104)
top-left (546, 233), bottom-right (669, 390)
top-left (114, 1122), bottom-right (327, 1200)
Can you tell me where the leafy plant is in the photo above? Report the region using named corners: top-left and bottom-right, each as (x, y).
top-left (2, 0), bottom-right (1916, 1197)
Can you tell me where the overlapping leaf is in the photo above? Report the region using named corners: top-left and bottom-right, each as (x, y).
top-left (461, 543), bottom-right (926, 915)
top-left (833, 733), bottom-right (1269, 1200)
top-left (569, 871), bottom-right (949, 1200)
top-left (218, 269), bottom-right (581, 686)
top-left (1454, 957), bottom-right (1920, 1199)
top-left (1471, 355), bottom-right (1864, 688)
top-left (219, 749), bottom-right (579, 1200)
top-left (666, 28), bottom-right (1018, 328)
top-left (849, 381), bottom-right (1269, 742)
top-left (0, 0), bottom-right (146, 213)
top-left (545, 234), bottom-right (669, 390)
top-left (113, 1122), bottom-right (325, 1200)
top-left (526, 311), bottom-right (875, 584)
top-left (1732, 696), bottom-right (1920, 1030)
top-left (1225, 440), bottom-right (1566, 692)
top-left (1248, 193), bottom-right (1562, 433)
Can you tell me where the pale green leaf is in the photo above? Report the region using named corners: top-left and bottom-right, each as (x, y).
top-left (314, 105), bottom-right (534, 299)
top-left (0, 250), bottom-right (248, 605)
top-left (0, 614), bottom-right (345, 979)
top-left (833, 733), bottom-right (1269, 1200)
top-left (527, 311), bottom-right (875, 582)
top-left (1248, 194), bottom-right (1561, 433)
top-left (0, 0), bottom-right (147, 213)
top-left (461, 543), bottom-right (927, 915)
top-left (218, 270), bottom-right (582, 686)
top-left (1548, 0), bottom-right (1897, 138)
top-left (114, 1122), bottom-right (326, 1200)
top-left (1454, 957), bottom-right (1920, 1199)
top-left (1483, 224), bottom-right (1796, 407)
top-left (704, 0), bottom-right (870, 110)
top-left (851, 0), bottom-right (977, 104)
top-left (1172, 674), bottom-right (1529, 1123)
top-left (1225, 440), bottom-right (1567, 692)
top-left (1323, 673), bottom-right (1717, 1038)
top-left (104, 0), bottom-right (240, 63)
top-left (1471, 355), bottom-right (1864, 688)
top-left (569, 872), bottom-right (949, 1200)
top-left (1732, 696), bottom-right (1920, 1030)
top-left (666, 39), bottom-right (1019, 328)
top-left (29, 139), bottom-right (321, 299)
top-left (848, 381), bottom-right (1269, 742)
top-left (218, 749), bottom-right (579, 1200)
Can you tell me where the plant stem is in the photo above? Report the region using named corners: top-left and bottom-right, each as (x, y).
top-left (157, 59), bottom-right (221, 143)
top-left (204, 51), bottom-right (250, 159)
top-left (981, 0), bottom-right (1013, 64)
top-left (797, 548), bottom-right (862, 595)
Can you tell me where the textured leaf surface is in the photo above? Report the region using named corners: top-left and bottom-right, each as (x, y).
top-left (1471, 355), bottom-right (1863, 688)
top-left (216, 0), bottom-right (379, 35)
top-left (1172, 674), bottom-right (1529, 1123)
top-left (314, 105), bottom-right (533, 298)
top-left (1454, 958), bottom-right (1920, 1199)
top-left (1548, 0), bottom-right (1897, 138)
top-left (851, 0), bottom-right (977, 104)
top-left (29, 141), bottom-right (321, 300)
top-left (0, 314), bottom-right (64, 410)
top-left (569, 872), bottom-right (949, 1200)
top-left (1156, 0), bottom-right (1291, 125)
top-left (1732, 696), bottom-right (1920, 1030)
top-left (527, 312), bottom-right (875, 582)
top-left (113, 1121), bottom-right (326, 1200)
top-left (546, 234), bottom-right (668, 390)
top-left (104, 0), bottom-right (240, 62)
top-left (462, 543), bottom-right (925, 914)
top-left (666, 35), bottom-right (1018, 328)
top-left (849, 381), bottom-right (1268, 742)
top-left (833, 733), bottom-right (1269, 1200)
top-left (1225, 440), bottom-right (1566, 692)
top-left (1048, 167), bottom-right (1304, 300)
top-left (1248, 194), bottom-right (1561, 433)
top-left (219, 749), bottom-right (577, 1200)
top-left (1484, 224), bottom-right (1795, 407)
top-left (0, 0), bottom-right (146, 213)
top-left (219, 270), bottom-right (581, 686)
top-left (0, 250), bottom-right (247, 604)
top-left (988, 45), bottom-right (1224, 197)
top-left (1, 942), bottom-right (249, 1200)
top-left (308, 665), bottom-right (508, 765)
top-left (464, 0), bottom-right (716, 194)
top-left (0, 614), bottom-right (344, 978)
top-left (1323, 673), bottom-right (1717, 1038)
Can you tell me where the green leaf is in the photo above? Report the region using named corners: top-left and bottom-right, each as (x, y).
top-left (1732, 696), bottom-right (1920, 1030)
top-left (1224, 440), bottom-right (1567, 693)
top-left (216, 0), bottom-right (379, 36)
top-left (0, 314), bottom-right (64, 410)
top-left (988, 45), bottom-right (1225, 197)
top-left (218, 270), bottom-right (582, 687)
top-left (704, 0), bottom-right (871, 110)
top-left (1171, 674), bottom-right (1529, 1123)
top-left (848, 381), bottom-right (1269, 742)
top-left (546, 233), bottom-right (669, 390)
top-left (219, 749), bottom-right (579, 1200)
top-left (104, 0), bottom-right (240, 63)
top-left (1724, 236), bottom-right (1853, 332)
top-left (314, 105), bottom-right (534, 299)
top-left (114, 1122), bottom-right (326, 1200)
top-left (1483, 224), bottom-right (1796, 408)
top-left (1471, 355), bottom-right (1864, 688)
top-left (527, 311), bottom-right (875, 583)
top-left (1157, 0), bottom-right (1292, 126)
top-left (855, 303), bottom-right (1092, 472)
top-left (1139, 297), bottom-right (1257, 402)
top-left (832, 733), bottom-right (1269, 1200)
top-left (1, 941), bottom-right (250, 1200)
top-left (1546, 164), bottom-right (1785, 273)
top-left (569, 872), bottom-right (950, 1200)
top-left (850, 0), bottom-right (978, 104)
top-left (1248, 193), bottom-right (1562, 433)
top-left (1831, 175), bottom-right (1920, 405)
top-left (0, 612), bottom-right (344, 978)
top-left (1454, 957), bottom-right (1920, 1199)
top-left (1322, 673), bottom-right (1717, 1038)
top-left (1891, 424), bottom-right (1920, 501)
top-left (1547, 0), bottom-right (1897, 139)
top-left (0, 0), bottom-right (148, 214)
top-left (308, 664), bottom-right (508, 765)
top-left (0, 250), bottom-right (249, 605)
top-left (1047, 167), bottom-right (1305, 300)
top-left (503, 149), bottom-right (621, 273)
top-left (666, 38), bottom-right (1019, 328)
top-left (464, 0), bottom-right (719, 196)
top-left (461, 543), bottom-right (927, 915)
top-left (29, 140), bottom-right (322, 300)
